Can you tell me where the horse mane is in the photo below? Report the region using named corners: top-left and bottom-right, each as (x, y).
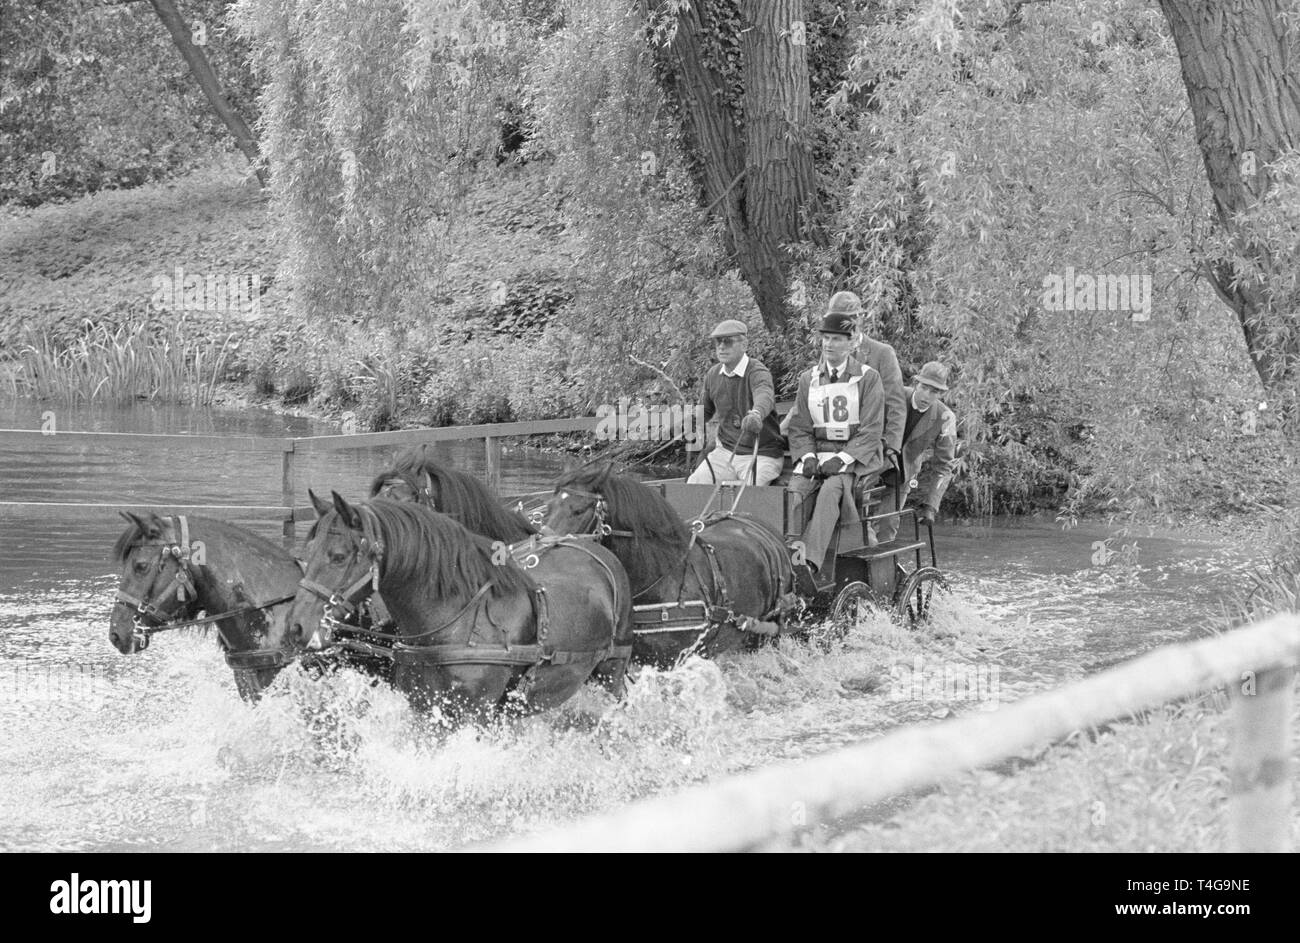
top-left (369, 444), bottom-right (536, 543)
top-left (555, 464), bottom-right (689, 576)
top-left (328, 498), bottom-right (532, 602)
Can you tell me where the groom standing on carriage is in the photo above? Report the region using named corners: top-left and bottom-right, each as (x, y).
top-left (785, 307), bottom-right (888, 596)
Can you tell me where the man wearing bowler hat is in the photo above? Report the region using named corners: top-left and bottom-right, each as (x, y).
top-left (687, 319), bottom-right (786, 486)
top-left (785, 308), bottom-right (887, 595)
top-left (781, 292), bottom-right (905, 474)
top-left (873, 361), bottom-right (959, 544)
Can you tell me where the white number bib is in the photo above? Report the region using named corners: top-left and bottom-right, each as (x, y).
top-left (808, 376), bottom-right (860, 442)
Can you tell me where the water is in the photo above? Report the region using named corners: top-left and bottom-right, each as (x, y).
top-left (0, 401), bottom-right (1266, 850)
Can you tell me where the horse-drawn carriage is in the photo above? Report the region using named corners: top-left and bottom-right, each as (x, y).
top-left (108, 445), bottom-right (949, 717)
top-left (648, 474), bottom-right (946, 628)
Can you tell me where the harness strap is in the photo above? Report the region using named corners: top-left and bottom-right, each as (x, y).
top-left (131, 593), bottom-right (296, 637)
top-left (390, 644), bottom-right (611, 667)
top-left (223, 647), bottom-right (291, 670)
top-left (337, 578), bottom-right (497, 644)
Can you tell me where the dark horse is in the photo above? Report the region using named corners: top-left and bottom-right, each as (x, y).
top-left (368, 443), bottom-right (536, 543)
top-left (110, 513), bottom-right (305, 700)
top-left (361, 444), bottom-right (633, 690)
top-left (281, 494), bottom-right (632, 718)
top-left (542, 464), bottom-right (798, 665)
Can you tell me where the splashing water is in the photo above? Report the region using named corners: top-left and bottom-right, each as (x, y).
top-left (0, 517), bottom-right (1262, 850)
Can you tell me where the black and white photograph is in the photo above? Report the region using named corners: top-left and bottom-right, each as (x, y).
top-left (0, 0), bottom-right (1295, 879)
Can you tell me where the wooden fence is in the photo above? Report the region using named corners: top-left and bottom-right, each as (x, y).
top-left (0, 416), bottom-right (599, 546)
top-left (479, 614), bottom-right (1299, 853)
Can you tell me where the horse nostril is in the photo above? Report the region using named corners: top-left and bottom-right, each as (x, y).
top-left (290, 622), bottom-right (304, 643)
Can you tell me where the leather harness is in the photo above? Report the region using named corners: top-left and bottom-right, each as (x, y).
top-left (297, 506), bottom-right (632, 670)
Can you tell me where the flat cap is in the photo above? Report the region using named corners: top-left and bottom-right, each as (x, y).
top-left (709, 319), bottom-right (749, 338)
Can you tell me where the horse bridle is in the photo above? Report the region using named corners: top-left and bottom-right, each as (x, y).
top-left (297, 506), bottom-right (385, 637)
top-left (375, 475), bottom-right (435, 507)
top-left (114, 515), bottom-right (293, 663)
top-left (296, 505), bottom-right (501, 648)
top-left (550, 487), bottom-right (635, 540)
top-left (114, 516), bottom-right (201, 650)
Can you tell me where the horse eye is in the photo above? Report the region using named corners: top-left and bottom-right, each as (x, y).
top-left (329, 551), bottom-right (349, 565)
top-left (133, 560), bottom-right (149, 574)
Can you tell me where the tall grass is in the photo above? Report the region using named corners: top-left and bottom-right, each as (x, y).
top-left (6, 318), bottom-right (233, 406)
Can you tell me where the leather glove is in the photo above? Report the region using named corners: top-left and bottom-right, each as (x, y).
top-left (740, 410), bottom-right (763, 435)
top-left (918, 506), bottom-right (937, 526)
top-left (797, 455), bottom-right (818, 478)
top-left (818, 456), bottom-right (847, 476)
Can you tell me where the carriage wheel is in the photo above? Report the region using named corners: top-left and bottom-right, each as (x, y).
top-left (893, 567), bottom-right (947, 628)
top-left (801, 581), bottom-right (878, 650)
top-left (831, 581), bottom-right (880, 626)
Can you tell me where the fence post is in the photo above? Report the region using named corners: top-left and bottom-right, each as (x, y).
top-left (485, 435), bottom-right (501, 493)
top-left (1229, 665), bottom-right (1294, 852)
top-left (281, 441), bottom-right (296, 550)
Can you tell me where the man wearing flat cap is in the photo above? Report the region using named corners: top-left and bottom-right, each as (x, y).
top-left (686, 319), bottom-right (786, 486)
top-left (785, 307), bottom-right (887, 595)
top-left (874, 361), bottom-right (959, 543)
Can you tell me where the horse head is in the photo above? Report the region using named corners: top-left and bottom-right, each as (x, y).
top-left (284, 491), bottom-right (381, 652)
top-left (110, 511), bottom-right (200, 654)
top-left (541, 463), bottom-right (615, 537)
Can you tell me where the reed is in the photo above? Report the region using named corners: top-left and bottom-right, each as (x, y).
top-left (5, 317), bottom-right (234, 406)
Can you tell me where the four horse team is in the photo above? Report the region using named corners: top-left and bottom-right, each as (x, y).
top-left (109, 293), bottom-right (959, 721)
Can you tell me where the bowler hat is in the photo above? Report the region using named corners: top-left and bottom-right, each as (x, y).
top-left (915, 361), bottom-right (950, 391)
top-left (709, 319), bottom-right (749, 339)
top-left (817, 311), bottom-right (856, 335)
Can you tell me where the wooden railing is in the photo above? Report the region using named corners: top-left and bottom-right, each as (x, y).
top-left (477, 614), bottom-right (1299, 853)
top-left (0, 416), bottom-right (600, 546)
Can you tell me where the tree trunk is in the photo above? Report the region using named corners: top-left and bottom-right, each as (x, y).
top-left (148, 0), bottom-right (267, 188)
top-left (661, 1), bottom-right (749, 264)
top-left (655, 0), bottom-right (818, 332)
top-left (1158, 0), bottom-right (1300, 421)
top-left (739, 0), bottom-right (818, 330)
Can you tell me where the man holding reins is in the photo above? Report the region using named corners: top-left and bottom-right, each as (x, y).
top-left (686, 319), bottom-right (786, 485)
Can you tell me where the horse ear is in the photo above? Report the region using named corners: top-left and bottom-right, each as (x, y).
top-left (424, 470), bottom-right (436, 500)
top-left (120, 510), bottom-right (149, 534)
top-left (308, 489), bottom-right (331, 519)
top-left (145, 512), bottom-right (168, 537)
top-left (332, 491), bottom-right (363, 529)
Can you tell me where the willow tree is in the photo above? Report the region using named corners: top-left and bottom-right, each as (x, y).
top-left (232, 0), bottom-right (522, 330)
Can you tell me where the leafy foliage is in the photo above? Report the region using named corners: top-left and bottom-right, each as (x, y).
top-left (0, 0), bottom-right (259, 205)
top-left (802, 0), bottom-right (1278, 517)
